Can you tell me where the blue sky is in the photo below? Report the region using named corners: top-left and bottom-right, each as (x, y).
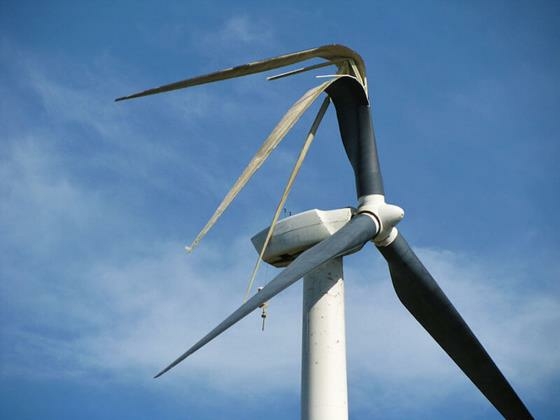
top-left (1, 1), bottom-right (559, 419)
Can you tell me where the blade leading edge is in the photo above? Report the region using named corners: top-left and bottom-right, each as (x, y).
top-left (155, 214), bottom-right (378, 378)
top-left (377, 231), bottom-right (533, 419)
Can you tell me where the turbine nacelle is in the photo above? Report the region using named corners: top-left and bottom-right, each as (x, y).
top-left (251, 208), bottom-right (365, 268)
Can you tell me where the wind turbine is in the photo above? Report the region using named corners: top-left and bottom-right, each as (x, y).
top-left (116, 45), bottom-right (533, 419)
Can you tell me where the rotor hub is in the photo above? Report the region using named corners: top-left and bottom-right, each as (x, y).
top-left (357, 194), bottom-right (404, 246)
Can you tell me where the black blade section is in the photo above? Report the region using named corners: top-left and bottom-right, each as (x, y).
top-left (377, 232), bottom-right (533, 419)
top-left (326, 76), bottom-right (384, 197)
top-left (154, 214), bottom-right (378, 378)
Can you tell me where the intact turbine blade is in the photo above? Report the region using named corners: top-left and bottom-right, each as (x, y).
top-left (377, 231), bottom-right (533, 419)
top-left (115, 44), bottom-right (366, 102)
top-left (154, 214), bottom-right (378, 378)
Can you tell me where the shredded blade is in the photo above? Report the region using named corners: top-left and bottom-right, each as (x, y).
top-left (242, 97), bottom-right (331, 301)
top-left (185, 81), bottom-right (335, 253)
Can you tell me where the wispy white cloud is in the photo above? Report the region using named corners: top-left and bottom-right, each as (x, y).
top-left (198, 15), bottom-right (274, 52)
top-left (0, 42), bottom-right (267, 206)
top-left (3, 169), bottom-right (558, 401)
top-left (343, 247), bottom-right (559, 413)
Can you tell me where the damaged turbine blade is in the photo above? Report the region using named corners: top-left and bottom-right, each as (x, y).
top-left (115, 44), bottom-right (366, 102)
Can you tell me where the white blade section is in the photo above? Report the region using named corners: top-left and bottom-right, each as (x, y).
top-left (185, 81), bottom-right (336, 253)
top-left (243, 97), bottom-right (331, 301)
top-left (115, 44), bottom-right (366, 101)
top-left (154, 214), bottom-right (378, 378)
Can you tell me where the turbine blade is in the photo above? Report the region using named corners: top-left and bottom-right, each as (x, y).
top-left (115, 44), bottom-right (366, 102)
top-left (377, 231), bottom-right (533, 419)
top-left (154, 214), bottom-right (378, 378)
top-left (185, 80), bottom-right (336, 253)
top-left (326, 76), bottom-right (384, 197)
top-left (243, 97), bottom-right (331, 302)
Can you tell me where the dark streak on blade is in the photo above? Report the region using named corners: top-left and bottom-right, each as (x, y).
top-left (326, 76), bottom-right (384, 197)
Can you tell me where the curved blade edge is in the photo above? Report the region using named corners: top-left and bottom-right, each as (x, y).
top-left (116, 44), bottom-right (366, 102)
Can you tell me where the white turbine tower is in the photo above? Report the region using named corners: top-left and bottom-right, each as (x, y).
top-left (116, 45), bottom-right (533, 420)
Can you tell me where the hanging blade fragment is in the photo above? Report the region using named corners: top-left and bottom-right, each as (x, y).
top-left (243, 97), bottom-right (331, 301)
top-left (185, 80), bottom-right (336, 253)
top-left (377, 231), bottom-right (533, 419)
top-left (154, 214), bottom-right (378, 378)
top-left (115, 45), bottom-right (368, 253)
top-left (115, 44), bottom-right (366, 102)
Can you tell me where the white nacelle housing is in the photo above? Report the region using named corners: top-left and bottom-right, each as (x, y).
top-left (251, 208), bottom-right (354, 267)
